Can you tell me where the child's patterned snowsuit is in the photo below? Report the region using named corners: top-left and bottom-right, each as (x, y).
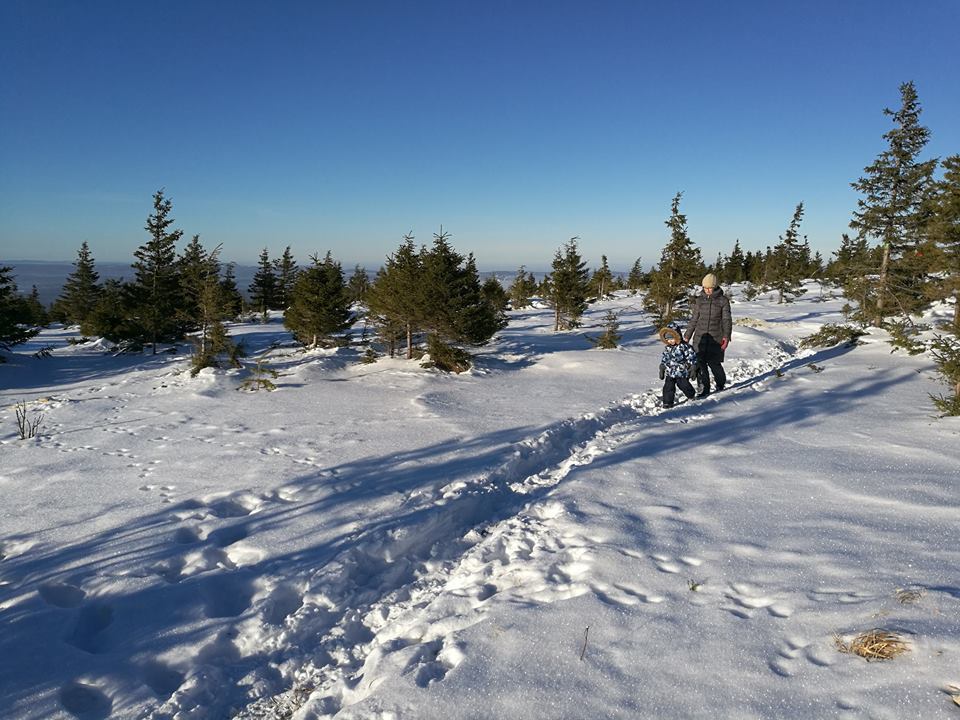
top-left (660, 334), bottom-right (698, 408)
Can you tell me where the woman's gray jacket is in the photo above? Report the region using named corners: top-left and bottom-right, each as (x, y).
top-left (684, 288), bottom-right (732, 342)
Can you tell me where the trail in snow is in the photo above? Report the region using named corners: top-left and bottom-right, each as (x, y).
top-left (225, 340), bottom-right (814, 719)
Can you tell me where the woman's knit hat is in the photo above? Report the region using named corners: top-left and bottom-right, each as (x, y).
top-left (702, 273), bottom-right (718, 288)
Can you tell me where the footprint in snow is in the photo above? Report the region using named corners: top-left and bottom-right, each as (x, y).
top-left (65, 603), bottom-right (114, 654)
top-left (140, 659), bottom-right (185, 699)
top-left (60, 681), bottom-right (113, 719)
top-left (39, 582), bottom-right (87, 608)
top-left (199, 574), bottom-right (256, 618)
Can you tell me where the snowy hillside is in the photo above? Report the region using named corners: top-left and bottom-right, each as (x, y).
top-left (1, 284), bottom-right (958, 720)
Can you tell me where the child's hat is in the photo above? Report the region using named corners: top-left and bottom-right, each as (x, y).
top-left (658, 321), bottom-right (683, 343)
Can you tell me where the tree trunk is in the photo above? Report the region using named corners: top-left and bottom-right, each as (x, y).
top-left (406, 323), bottom-right (413, 359)
top-left (874, 242), bottom-right (891, 327)
top-left (954, 290), bottom-right (959, 334)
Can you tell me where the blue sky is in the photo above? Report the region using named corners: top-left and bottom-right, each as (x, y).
top-left (2, 0), bottom-right (958, 271)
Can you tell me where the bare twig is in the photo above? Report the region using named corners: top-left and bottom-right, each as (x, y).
top-left (579, 626), bottom-right (590, 661)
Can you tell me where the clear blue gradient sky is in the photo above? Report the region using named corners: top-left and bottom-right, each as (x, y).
top-left (2, 0), bottom-right (958, 271)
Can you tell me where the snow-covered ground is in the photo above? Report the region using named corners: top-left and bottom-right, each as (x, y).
top-left (1, 283), bottom-right (958, 720)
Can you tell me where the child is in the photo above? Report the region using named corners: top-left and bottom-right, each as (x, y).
top-left (658, 321), bottom-right (698, 408)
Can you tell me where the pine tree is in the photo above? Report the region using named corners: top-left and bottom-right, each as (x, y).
top-left (928, 154), bottom-right (960, 333)
top-left (850, 81), bottom-right (938, 325)
top-left (131, 189), bottom-right (183, 352)
top-left (644, 193), bottom-right (704, 321)
top-left (368, 234), bottom-right (425, 358)
top-left (0, 266), bottom-right (38, 355)
top-left (589, 255), bottom-right (614, 300)
top-left (57, 241), bottom-right (101, 329)
top-left (283, 252), bottom-right (352, 349)
top-left (626, 257), bottom-right (645, 293)
top-left (768, 203), bottom-right (808, 303)
top-left (248, 248), bottom-right (278, 316)
top-left (547, 237), bottom-right (590, 331)
top-left (219, 263), bottom-right (244, 319)
top-left (509, 266), bottom-right (538, 309)
top-left (273, 246), bottom-right (299, 309)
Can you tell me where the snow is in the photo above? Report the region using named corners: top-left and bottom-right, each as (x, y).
top-left (1, 283), bottom-right (959, 720)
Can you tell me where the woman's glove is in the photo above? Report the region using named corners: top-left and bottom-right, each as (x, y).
top-left (659, 363), bottom-right (665, 380)
top-left (720, 338), bottom-right (729, 351)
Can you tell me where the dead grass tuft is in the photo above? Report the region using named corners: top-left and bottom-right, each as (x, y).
top-left (895, 587), bottom-right (925, 604)
top-left (834, 629), bottom-right (911, 661)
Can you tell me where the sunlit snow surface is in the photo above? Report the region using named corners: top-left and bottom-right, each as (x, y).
top-left (1, 283), bottom-right (958, 719)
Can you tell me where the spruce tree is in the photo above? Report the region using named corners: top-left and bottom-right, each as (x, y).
top-left (273, 246), bottom-right (299, 309)
top-left (547, 237), bottom-right (590, 331)
top-left (249, 248), bottom-right (278, 316)
top-left (509, 266), bottom-right (538, 309)
top-left (626, 258), bottom-right (645, 293)
top-left (57, 241), bottom-right (101, 329)
top-left (481, 276), bottom-right (510, 316)
top-left (348, 265), bottom-right (371, 305)
top-left (850, 81), bottom-right (938, 325)
top-left (726, 240), bottom-right (746, 283)
top-left (588, 255), bottom-right (614, 300)
top-left (219, 263), bottom-right (244, 319)
top-left (644, 193), bottom-right (703, 321)
top-left (177, 234), bottom-right (216, 334)
top-left (0, 266), bottom-right (38, 355)
top-left (190, 245), bottom-right (237, 374)
top-left (86, 279), bottom-right (135, 343)
top-left (768, 203), bottom-right (809, 304)
top-left (23, 286), bottom-right (48, 326)
top-left (283, 252), bottom-right (352, 348)
top-left (591, 310), bottom-right (621, 349)
top-left (368, 234), bottom-right (425, 358)
top-left (419, 229), bottom-right (504, 349)
top-left (928, 154), bottom-right (960, 333)
top-left (131, 189), bottom-right (183, 352)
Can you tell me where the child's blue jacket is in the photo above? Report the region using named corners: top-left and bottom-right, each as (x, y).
top-left (660, 341), bottom-right (698, 379)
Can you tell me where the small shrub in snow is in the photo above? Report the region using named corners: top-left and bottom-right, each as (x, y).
top-left (740, 282), bottom-right (763, 301)
top-left (15, 400), bottom-right (43, 440)
top-left (834, 629), bottom-right (910, 661)
top-left (588, 311), bottom-right (621, 349)
top-left (798, 323), bottom-right (866, 349)
top-left (360, 347), bottom-right (378, 364)
top-left (239, 356), bottom-right (280, 392)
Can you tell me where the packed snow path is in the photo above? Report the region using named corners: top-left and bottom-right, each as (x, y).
top-left (1, 286), bottom-right (958, 719)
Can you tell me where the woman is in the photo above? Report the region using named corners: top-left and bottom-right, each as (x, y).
top-left (684, 273), bottom-right (732, 397)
